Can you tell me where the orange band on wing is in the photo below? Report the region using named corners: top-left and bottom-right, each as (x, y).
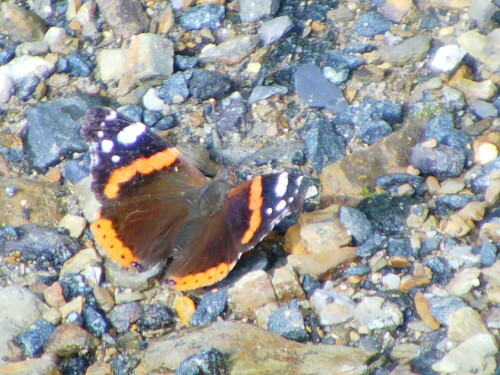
top-left (168, 261), bottom-right (237, 291)
top-left (241, 176), bottom-right (263, 245)
top-left (91, 216), bottom-right (138, 267)
top-left (104, 148), bottom-right (180, 199)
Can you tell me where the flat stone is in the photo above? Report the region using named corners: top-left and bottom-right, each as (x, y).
top-left (95, 0), bottom-right (148, 37)
top-left (310, 289), bottom-right (356, 325)
top-left (354, 296), bottom-right (403, 331)
top-left (271, 262), bottom-right (306, 302)
top-left (136, 321), bottom-right (375, 375)
top-left (200, 36), bottom-right (259, 65)
top-left (0, 356), bottom-right (59, 375)
top-left (58, 214), bottom-right (86, 238)
top-left (451, 77), bottom-right (498, 101)
top-left (97, 49), bottom-right (128, 82)
top-left (1, 56), bottom-right (55, 84)
top-left (380, 35), bottom-right (431, 66)
top-left (238, 0), bottom-right (279, 22)
top-left (0, 3), bottom-right (47, 42)
top-left (45, 323), bottom-right (98, 357)
top-left (178, 5), bottom-right (225, 30)
top-left (260, 16), bottom-right (293, 45)
top-left (457, 30), bottom-right (500, 71)
top-left (380, 0), bottom-right (415, 22)
top-left (446, 267), bottom-right (480, 295)
top-left (354, 11), bottom-right (392, 37)
top-left (429, 45), bottom-right (466, 73)
top-left (447, 307), bottom-right (491, 342)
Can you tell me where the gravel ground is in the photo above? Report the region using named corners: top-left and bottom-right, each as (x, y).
top-left (0, 0), bottom-right (499, 374)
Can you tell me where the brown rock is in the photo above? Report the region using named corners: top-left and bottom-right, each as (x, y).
top-left (135, 321), bottom-right (375, 375)
top-left (228, 270), bottom-right (277, 318)
top-left (0, 355), bottom-right (60, 375)
top-left (287, 246), bottom-right (357, 278)
top-left (320, 120), bottom-right (426, 206)
top-left (270, 262), bottom-right (306, 302)
top-left (45, 323), bottom-right (98, 357)
top-left (95, 0), bottom-right (149, 38)
top-left (439, 213), bottom-right (475, 237)
top-left (380, 0), bottom-right (414, 22)
top-left (414, 292), bottom-right (440, 330)
top-left (447, 307), bottom-right (491, 342)
top-left (85, 362), bottom-right (113, 375)
top-left (200, 36), bottom-right (259, 65)
top-left (92, 285), bottom-right (115, 313)
top-left (479, 221), bottom-right (500, 242)
top-left (0, 3), bottom-right (47, 42)
top-left (59, 296), bottom-right (85, 320)
top-left (174, 296), bottom-right (196, 326)
top-left (446, 267), bottom-right (480, 296)
top-left (284, 205), bottom-right (351, 255)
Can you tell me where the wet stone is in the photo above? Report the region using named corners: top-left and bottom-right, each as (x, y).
top-left (175, 348), bottom-right (227, 375)
top-left (428, 295), bottom-right (466, 324)
top-left (137, 304), bottom-right (175, 331)
top-left (187, 69), bottom-right (231, 100)
top-left (178, 5), bottom-right (225, 31)
top-left (470, 100), bottom-right (499, 119)
top-left (190, 289), bottom-right (228, 327)
top-left (354, 11), bottom-right (392, 37)
top-left (107, 302), bottom-right (142, 333)
top-left (267, 300), bottom-right (308, 341)
top-left (12, 320), bottom-right (55, 358)
top-left (260, 16), bottom-right (293, 46)
top-left (298, 115), bottom-right (346, 172)
top-left (59, 273), bottom-right (96, 306)
top-left (339, 206), bottom-right (373, 244)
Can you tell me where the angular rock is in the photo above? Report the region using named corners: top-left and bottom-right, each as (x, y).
top-left (260, 16), bottom-right (293, 45)
top-left (267, 300), bottom-right (308, 341)
top-left (188, 69), bottom-right (232, 100)
top-left (200, 36), bottom-right (259, 65)
top-left (178, 5), bottom-right (225, 31)
top-left (176, 348), bottom-right (227, 375)
top-left (0, 3), bottom-right (47, 42)
top-left (238, 0), bottom-right (279, 22)
top-left (310, 289), bottom-right (356, 325)
top-left (95, 0), bottom-right (148, 38)
top-left (190, 289), bottom-right (228, 327)
top-left (354, 296), bottom-right (403, 330)
top-left (354, 11), bottom-right (392, 37)
top-left (411, 143), bottom-right (466, 179)
top-left (380, 35), bottom-right (431, 66)
top-left (45, 323), bottom-right (98, 357)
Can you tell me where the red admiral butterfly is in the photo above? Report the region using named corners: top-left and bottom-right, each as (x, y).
top-left (82, 107), bottom-right (312, 291)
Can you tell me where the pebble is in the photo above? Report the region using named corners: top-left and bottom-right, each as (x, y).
top-left (15, 41), bottom-right (50, 56)
top-left (411, 143), bottom-right (466, 179)
top-left (380, 35), bottom-right (431, 66)
top-left (248, 85), bottom-right (288, 103)
top-left (238, 0), bottom-right (279, 22)
top-left (157, 72), bottom-right (190, 104)
top-left (309, 289), bottom-right (356, 325)
top-left (267, 299), bottom-right (308, 341)
top-left (429, 45), bottom-right (466, 72)
top-left (354, 296), bottom-right (403, 330)
top-left (142, 88), bottom-right (168, 111)
top-left (0, 356), bottom-right (59, 375)
top-left (354, 11), bottom-right (392, 37)
top-left (65, 51), bottom-right (94, 77)
top-left (294, 63), bottom-right (348, 115)
top-left (97, 49), bottom-right (128, 82)
top-left (190, 289), bottom-right (228, 327)
top-left (446, 307), bottom-right (491, 342)
top-left (271, 262), bottom-right (306, 302)
top-left (452, 76), bottom-right (498, 101)
top-left (58, 214), bottom-right (87, 238)
top-left (45, 322), bottom-right (98, 357)
top-left (107, 302), bottom-right (142, 333)
top-left (0, 71), bottom-right (14, 103)
top-left (187, 69), bottom-right (232, 100)
top-left (0, 3), bottom-right (47, 42)
top-left (480, 241), bottom-right (497, 267)
top-left (82, 305), bottom-right (108, 337)
top-left (260, 16), bottom-right (293, 45)
top-left (12, 320), bottom-right (55, 358)
top-left (380, 0), bottom-right (415, 22)
top-left (95, 0), bottom-right (148, 38)
top-left (1, 55), bottom-right (55, 84)
top-left (137, 304), bottom-right (175, 331)
top-left (175, 348), bottom-right (227, 375)
top-left (59, 273), bottom-right (96, 306)
top-left (178, 5), bottom-right (225, 31)
top-left (428, 295), bottom-right (466, 325)
top-left (339, 206), bottom-right (373, 244)
top-left (470, 100), bottom-right (498, 119)
top-left (200, 35), bottom-right (259, 65)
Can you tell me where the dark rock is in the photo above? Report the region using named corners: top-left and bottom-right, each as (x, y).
top-left (110, 355), bottom-right (138, 375)
top-left (354, 11), bottom-right (392, 37)
top-left (480, 241), bottom-right (497, 267)
top-left (356, 233), bottom-right (389, 258)
top-left (298, 116), bottom-right (345, 172)
top-left (95, 0), bottom-right (148, 38)
top-left (387, 238), bottom-right (415, 258)
top-left (213, 92), bottom-right (245, 135)
top-left (424, 257), bottom-right (453, 284)
top-left (357, 194), bottom-right (419, 237)
top-left (470, 100), bottom-right (498, 119)
top-left (108, 302), bottom-right (142, 333)
top-left (375, 173), bottom-right (424, 194)
top-left (0, 41), bottom-right (16, 65)
top-left (470, 158), bottom-right (500, 194)
top-left (0, 223), bottom-right (79, 266)
top-left (343, 44), bottom-right (376, 54)
top-left (301, 274), bottom-right (321, 299)
top-left (267, 300), bottom-right (308, 341)
top-left (83, 305), bottom-right (108, 337)
top-left (420, 8), bottom-right (440, 29)
top-left (410, 329), bottom-right (447, 375)
top-left (66, 52), bottom-right (94, 77)
top-left (59, 356), bottom-right (88, 375)
top-left (62, 153), bottom-right (90, 185)
top-left (56, 56), bottom-right (70, 73)
top-left (420, 236), bottom-right (442, 257)
top-left (137, 304), bottom-right (175, 331)
top-left (59, 273), bottom-right (96, 306)
top-left (4, 185), bottom-right (17, 198)
top-left (17, 73), bottom-right (41, 101)
top-left (36, 274), bottom-right (59, 285)
top-left (325, 50), bottom-right (366, 71)
top-left (66, 311), bottom-right (84, 326)
top-left (175, 348), bottom-right (227, 375)
top-left (410, 143), bottom-right (466, 179)
top-left (191, 289), bottom-right (228, 327)
top-left (22, 95), bottom-right (109, 172)
top-left (178, 5), bottom-right (225, 31)
top-left (174, 55), bottom-right (199, 71)
top-left (188, 69), bottom-right (232, 100)
top-left (345, 264), bottom-right (371, 277)
top-left (238, 0), bottom-right (280, 22)
top-left (13, 320), bottom-right (55, 358)
top-left (0, 145), bottom-right (24, 163)
top-left (428, 296), bottom-right (466, 324)
top-left (294, 63), bottom-right (348, 114)
top-left (339, 206), bottom-right (372, 244)
top-left (157, 72), bottom-right (190, 104)
top-left (260, 16), bottom-right (293, 45)
top-left (154, 115), bottom-right (177, 130)
top-left (142, 110), bottom-right (163, 127)
top-left (435, 194), bottom-right (482, 217)
top-left (117, 104), bottom-right (142, 122)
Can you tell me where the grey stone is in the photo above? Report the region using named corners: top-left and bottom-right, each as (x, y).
top-left (238, 0), bottom-right (280, 22)
top-left (260, 16), bottom-right (293, 45)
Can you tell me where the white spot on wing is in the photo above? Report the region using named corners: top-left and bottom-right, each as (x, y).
top-left (288, 197), bottom-right (294, 203)
top-left (111, 155), bottom-right (121, 163)
top-left (275, 172), bottom-right (289, 198)
top-left (97, 131), bottom-right (104, 138)
top-left (305, 186), bottom-right (318, 199)
top-left (105, 111), bottom-right (117, 120)
top-left (295, 176), bottom-right (303, 186)
top-left (101, 139), bottom-right (114, 153)
top-left (275, 200), bottom-right (286, 211)
top-left (265, 207), bottom-right (273, 215)
top-left (117, 122), bottom-right (146, 145)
